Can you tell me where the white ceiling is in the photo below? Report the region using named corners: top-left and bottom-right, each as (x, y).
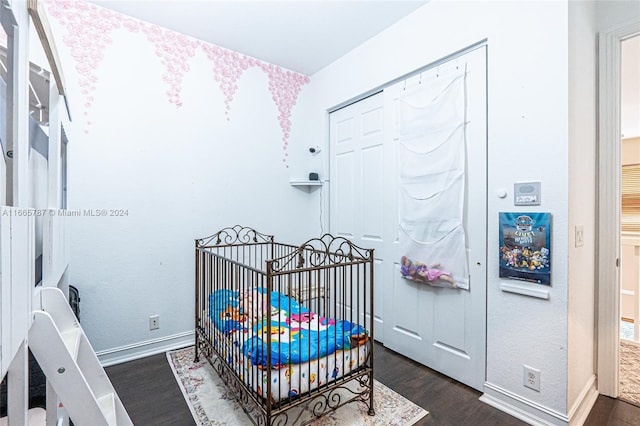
top-left (89, 0), bottom-right (428, 75)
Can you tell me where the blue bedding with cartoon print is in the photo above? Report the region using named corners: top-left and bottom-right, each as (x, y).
top-left (209, 288), bottom-right (366, 368)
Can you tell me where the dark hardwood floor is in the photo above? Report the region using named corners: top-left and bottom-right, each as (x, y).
top-left (585, 396), bottom-right (640, 426)
top-left (373, 345), bottom-right (523, 426)
top-left (105, 343), bottom-right (640, 425)
top-left (106, 352), bottom-right (196, 425)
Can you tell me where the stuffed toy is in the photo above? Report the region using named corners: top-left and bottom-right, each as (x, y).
top-left (400, 256), bottom-right (456, 287)
top-left (239, 289), bottom-right (270, 320)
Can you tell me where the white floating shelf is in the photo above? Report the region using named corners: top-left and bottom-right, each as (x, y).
top-left (289, 180), bottom-right (323, 187)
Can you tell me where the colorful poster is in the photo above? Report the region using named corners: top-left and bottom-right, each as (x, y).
top-left (499, 212), bottom-right (551, 285)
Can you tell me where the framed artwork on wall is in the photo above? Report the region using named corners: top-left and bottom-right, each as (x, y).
top-left (499, 212), bottom-right (552, 285)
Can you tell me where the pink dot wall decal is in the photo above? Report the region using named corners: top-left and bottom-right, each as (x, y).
top-left (200, 44), bottom-right (254, 120)
top-left (45, 0), bottom-right (310, 167)
top-left (46, 0), bottom-right (197, 122)
top-left (259, 63), bottom-right (310, 166)
top-left (140, 25), bottom-right (198, 108)
top-left (47, 0), bottom-right (120, 132)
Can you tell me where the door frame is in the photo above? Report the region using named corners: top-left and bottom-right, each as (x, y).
top-left (597, 20), bottom-right (640, 398)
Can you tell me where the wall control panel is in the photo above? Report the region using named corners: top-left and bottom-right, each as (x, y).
top-left (514, 182), bottom-right (541, 206)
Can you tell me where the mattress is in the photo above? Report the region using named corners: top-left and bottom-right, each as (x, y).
top-left (207, 287), bottom-right (370, 400)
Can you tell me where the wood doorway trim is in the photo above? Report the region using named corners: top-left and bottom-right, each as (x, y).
top-left (597, 20), bottom-right (640, 398)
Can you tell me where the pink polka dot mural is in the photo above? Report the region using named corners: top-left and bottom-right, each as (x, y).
top-left (260, 63), bottom-right (310, 167)
top-left (141, 25), bottom-right (199, 108)
top-left (47, 0), bottom-right (119, 133)
top-left (200, 44), bottom-right (254, 120)
top-left (44, 0), bottom-right (310, 167)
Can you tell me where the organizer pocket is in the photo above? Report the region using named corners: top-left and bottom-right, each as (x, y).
top-left (400, 173), bottom-right (464, 224)
top-left (396, 71), bottom-right (465, 137)
top-left (399, 128), bottom-right (465, 179)
top-left (398, 123), bottom-right (465, 156)
top-left (399, 224), bottom-right (469, 289)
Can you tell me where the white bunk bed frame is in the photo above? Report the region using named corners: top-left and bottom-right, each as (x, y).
top-left (1, 1), bottom-right (132, 425)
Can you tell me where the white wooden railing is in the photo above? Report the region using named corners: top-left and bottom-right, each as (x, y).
top-left (0, 208), bottom-right (35, 426)
top-left (0, 207), bottom-right (35, 381)
top-left (41, 210), bottom-right (71, 426)
top-left (1, 209), bottom-right (72, 426)
top-left (42, 210), bottom-right (69, 290)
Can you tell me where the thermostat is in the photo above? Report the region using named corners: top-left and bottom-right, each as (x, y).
top-left (514, 182), bottom-right (541, 206)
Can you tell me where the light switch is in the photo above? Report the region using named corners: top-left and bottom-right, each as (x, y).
top-left (575, 225), bottom-right (584, 247)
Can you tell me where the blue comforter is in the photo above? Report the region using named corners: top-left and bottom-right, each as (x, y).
top-left (209, 288), bottom-right (366, 367)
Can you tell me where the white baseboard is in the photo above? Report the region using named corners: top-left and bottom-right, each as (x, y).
top-left (96, 330), bottom-right (194, 367)
top-left (568, 375), bottom-right (598, 426)
top-left (481, 382), bottom-right (569, 426)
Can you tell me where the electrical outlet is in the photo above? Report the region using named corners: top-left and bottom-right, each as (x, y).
top-left (149, 315), bottom-right (160, 330)
top-left (575, 225), bottom-right (584, 247)
top-left (524, 365), bottom-right (541, 392)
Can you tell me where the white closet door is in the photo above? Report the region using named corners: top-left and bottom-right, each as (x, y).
top-left (382, 46), bottom-right (487, 390)
top-left (329, 92), bottom-right (391, 343)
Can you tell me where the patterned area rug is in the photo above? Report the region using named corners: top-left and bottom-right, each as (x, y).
top-left (167, 347), bottom-right (428, 425)
top-left (620, 339), bottom-right (640, 406)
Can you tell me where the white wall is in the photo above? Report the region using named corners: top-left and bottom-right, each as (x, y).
top-left (567, 0), bottom-right (597, 415)
top-left (46, 2), bottom-right (317, 357)
top-left (298, 0), bottom-right (572, 418)
top-left (596, 0), bottom-right (640, 32)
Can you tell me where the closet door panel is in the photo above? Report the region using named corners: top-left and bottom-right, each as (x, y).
top-left (392, 272), bottom-right (423, 341)
top-left (433, 290), bottom-right (467, 355)
top-left (382, 46), bottom-right (487, 390)
top-left (330, 92), bottom-right (388, 342)
top-left (361, 145), bottom-right (384, 242)
top-left (334, 152), bottom-right (355, 238)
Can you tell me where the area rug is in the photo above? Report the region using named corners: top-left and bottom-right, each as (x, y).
top-left (167, 346), bottom-right (428, 425)
top-left (620, 339), bottom-right (640, 406)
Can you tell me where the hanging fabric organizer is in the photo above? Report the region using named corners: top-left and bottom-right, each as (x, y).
top-left (397, 65), bottom-right (470, 289)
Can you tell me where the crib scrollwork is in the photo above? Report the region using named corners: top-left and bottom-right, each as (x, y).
top-left (267, 382), bottom-right (371, 426)
top-left (196, 225), bottom-right (274, 248)
top-left (269, 233), bottom-right (374, 273)
top-left (210, 354), bottom-right (266, 425)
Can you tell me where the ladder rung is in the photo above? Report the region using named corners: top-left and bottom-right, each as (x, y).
top-left (60, 327), bottom-right (82, 360)
top-left (97, 393), bottom-right (116, 426)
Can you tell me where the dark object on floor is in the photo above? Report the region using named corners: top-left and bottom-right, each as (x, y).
top-left (69, 285), bottom-right (80, 321)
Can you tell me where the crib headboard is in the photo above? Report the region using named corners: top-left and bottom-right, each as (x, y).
top-left (195, 225), bottom-right (274, 248)
top-left (268, 233), bottom-right (374, 274)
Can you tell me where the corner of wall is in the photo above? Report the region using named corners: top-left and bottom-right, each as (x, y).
top-left (567, 0), bottom-right (598, 412)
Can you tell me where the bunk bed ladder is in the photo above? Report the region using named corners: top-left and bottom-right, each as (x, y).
top-left (28, 287), bottom-right (133, 426)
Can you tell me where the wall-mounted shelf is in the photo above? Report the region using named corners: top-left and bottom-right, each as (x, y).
top-left (289, 179), bottom-right (323, 192)
top-left (289, 180), bottom-right (323, 187)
